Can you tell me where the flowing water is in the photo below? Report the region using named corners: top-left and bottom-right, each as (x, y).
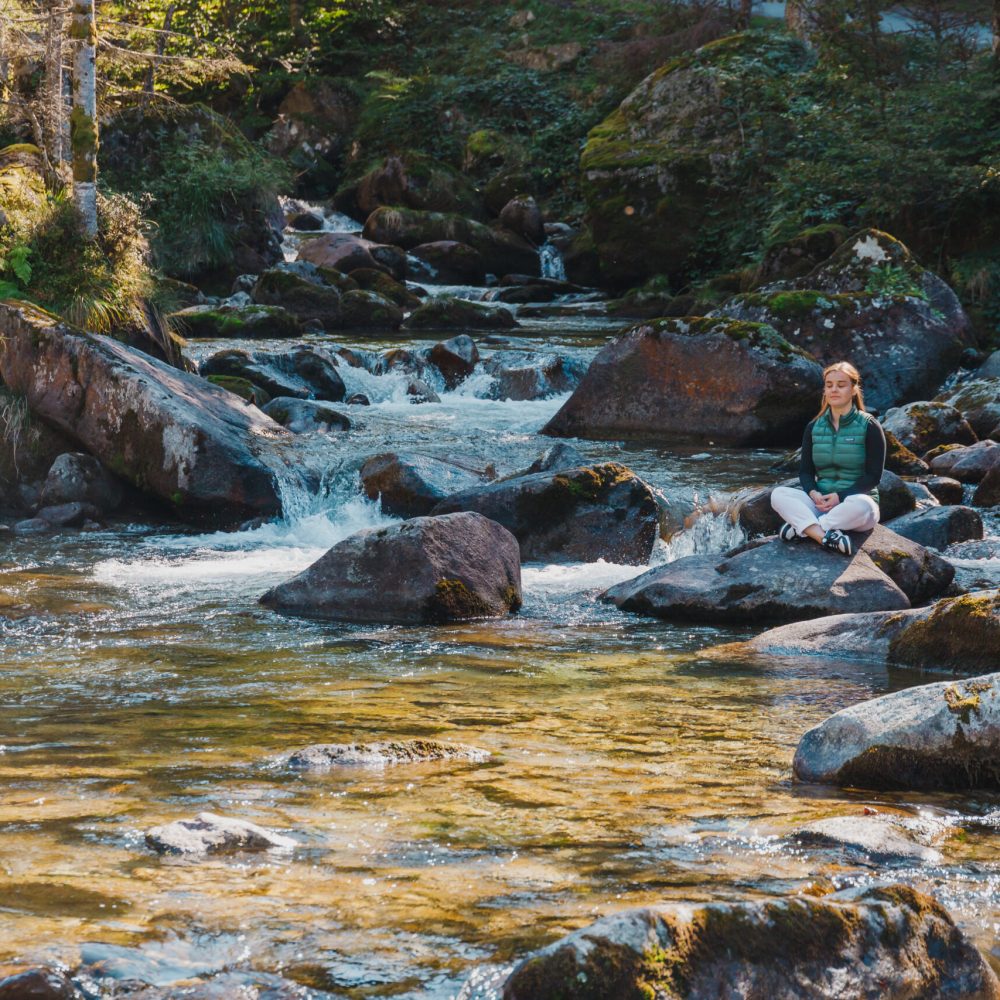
top-left (3, 216), bottom-right (1000, 997)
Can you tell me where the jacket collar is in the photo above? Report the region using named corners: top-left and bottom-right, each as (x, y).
top-left (825, 405), bottom-right (859, 429)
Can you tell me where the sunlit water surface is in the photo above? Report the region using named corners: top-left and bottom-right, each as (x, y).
top-left (2, 319), bottom-right (1000, 997)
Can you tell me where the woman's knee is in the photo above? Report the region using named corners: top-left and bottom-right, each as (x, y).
top-left (770, 485), bottom-right (797, 510)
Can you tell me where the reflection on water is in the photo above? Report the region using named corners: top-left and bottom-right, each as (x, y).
top-left (2, 327), bottom-right (1000, 998)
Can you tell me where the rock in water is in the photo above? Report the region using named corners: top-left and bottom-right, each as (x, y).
top-left (0, 303), bottom-right (293, 526)
top-left (603, 525), bottom-right (952, 623)
top-left (145, 812), bottom-right (297, 854)
top-left (39, 452), bottom-right (123, 514)
top-left (887, 505), bottom-right (983, 550)
top-left (360, 452), bottom-right (488, 518)
top-left (499, 885), bottom-right (999, 999)
top-left (431, 462), bottom-right (662, 565)
top-left (790, 813), bottom-right (943, 864)
top-left (0, 966), bottom-right (80, 1000)
top-left (260, 512), bottom-right (521, 623)
top-left (542, 318), bottom-right (822, 446)
top-left (794, 671), bottom-right (1000, 790)
top-left (282, 739), bottom-right (490, 769)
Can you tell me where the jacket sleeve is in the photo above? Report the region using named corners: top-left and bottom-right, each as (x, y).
top-left (840, 420), bottom-right (886, 498)
top-left (799, 420), bottom-right (817, 493)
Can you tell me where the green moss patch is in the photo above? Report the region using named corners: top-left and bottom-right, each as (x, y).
top-left (888, 593), bottom-right (1000, 673)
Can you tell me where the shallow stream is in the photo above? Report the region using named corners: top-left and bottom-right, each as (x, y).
top-left (2, 226), bottom-right (1000, 997)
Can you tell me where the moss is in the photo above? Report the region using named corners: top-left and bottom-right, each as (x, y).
top-left (515, 463), bottom-right (632, 529)
top-left (888, 592), bottom-right (1000, 673)
top-left (943, 681), bottom-right (991, 723)
top-left (69, 105), bottom-right (98, 185)
top-left (647, 316), bottom-right (811, 362)
top-left (923, 443), bottom-right (964, 463)
top-left (835, 739), bottom-right (1000, 791)
top-left (206, 374), bottom-right (270, 406)
top-left (426, 578), bottom-right (496, 622)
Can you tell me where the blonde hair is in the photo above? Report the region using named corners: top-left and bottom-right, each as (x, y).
top-left (816, 361), bottom-right (865, 418)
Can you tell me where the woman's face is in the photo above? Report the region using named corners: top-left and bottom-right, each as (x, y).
top-left (824, 370), bottom-right (855, 410)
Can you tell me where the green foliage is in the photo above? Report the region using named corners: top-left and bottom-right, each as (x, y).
top-left (0, 243), bottom-right (32, 288)
top-left (864, 264), bottom-right (927, 299)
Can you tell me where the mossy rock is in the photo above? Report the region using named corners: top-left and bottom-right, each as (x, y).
top-left (757, 224), bottom-right (852, 283)
top-left (315, 267), bottom-right (359, 293)
top-left (339, 289), bottom-right (403, 330)
top-left (349, 268), bottom-right (422, 309)
top-left (206, 374), bottom-right (271, 406)
top-left (888, 592), bottom-right (1000, 672)
top-left (251, 268), bottom-right (343, 326)
top-left (171, 304), bottom-right (303, 340)
top-left (404, 297), bottom-right (517, 331)
top-left (580, 31), bottom-right (809, 288)
top-left (884, 429), bottom-right (929, 476)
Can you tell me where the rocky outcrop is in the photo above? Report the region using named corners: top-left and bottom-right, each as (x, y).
top-left (259, 512), bottom-right (522, 624)
top-left (363, 206), bottom-right (540, 277)
top-left (543, 318), bottom-right (822, 446)
top-left (359, 452), bottom-right (489, 517)
top-left (883, 401), bottom-right (978, 454)
top-left (794, 666), bottom-right (1000, 790)
top-left (716, 231), bottom-right (971, 411)
top-left (887, 505), bottom-right (983, 550)
top-left (935, 378), bottom-right (1000, 440)
top-left (603, 525), bottom-right (953, 623)
top-left (404, 298), bottom-right (517, 331)
top-left (732, 590), bottom-right (999, 674)
top-left (930, 440), bottom-right (1000, 481)
top-left (0, 303), bottom-right (293, 525)
top-left (145, 812), bottom-right (296, 855)
top-left (431, 462), bottom-right (663, 565)
top-left (499, 885), bottom-right (999, 1000)
top-left (281, 739), bottom-right (490, 769)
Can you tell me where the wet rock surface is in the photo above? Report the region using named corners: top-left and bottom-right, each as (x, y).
top-left (499, 884), bottom-right (999, 1000)
top-left (281, 739), bottom-right (490, 769)
top-left (200, 346), bottom-right (346, 402)
top-left (542, 317), bottom-right (822, 446)
top-left (145, 812), bottom-right (297, 855)
top-left (262, 398), bottom-right (352, 434)
top-left (260, 512), bottom-right (522, 624)
top-left (360, 452), bottom-right (489, 517)
top-left (790, 812), bottom-right (944, 864)
top-left (431, 462), bottom-right (662, 565)
top-left (405, 297), bottom-right (517, 331)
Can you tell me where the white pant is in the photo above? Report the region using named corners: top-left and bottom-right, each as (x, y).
top-left (770, 485), bottom-right (880, 536)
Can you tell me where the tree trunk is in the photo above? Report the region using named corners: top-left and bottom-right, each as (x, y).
top-left (993, 0), bottom-right (1000, 60)
top-left (143, 3), bottom-right (175, 99)
top-left (290, 0), bottom-right (305, 43)
top-left (785, 0), bottom-right (808, 39)
top-left (44, 4), bottom-right (68, 168)
top-left (739, 0), bottom-right (753, 30)
top-left (70, 0), bottom-right (98, 239)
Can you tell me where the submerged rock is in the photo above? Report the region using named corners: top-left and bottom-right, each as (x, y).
top-left (603, 525), bottom-right (952, 623)
top-left (0, 303), bottom-right (292, 526)
top-left (200, 346), bottom-right (346, 403)
top-left (427, 335), bottom-right (480, 388)
top-left (360, 452), bottom-right (489, 517)
top-left (282, 739), bottom-right (490, 769)
top-left (0, 966), bottom-right (80, 1000)
top-left (483, 351), bottom-right (585, 401)
top-left (431, 462), bottom-right (663, 565)
top-left (260, 512), bottom-right (522, 624)
top-left (500, 884), bottom-right (998, 1000)
top-left (736, 590), bottom-right (999, 675)
top-left (794, 668), bottom-right (1000, 790)
top-left (145, 812), bottom-right (297, 855)
top-left (542, 318), bottom-right (822, 446)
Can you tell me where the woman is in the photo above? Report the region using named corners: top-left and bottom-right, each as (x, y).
top-left (770, 361), bottom-right (885, 557)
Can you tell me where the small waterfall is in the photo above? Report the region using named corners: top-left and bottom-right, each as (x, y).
top-left (539, 241), bottom-right (567, 282)
top-left (655, 510), bottom-right (746, 565)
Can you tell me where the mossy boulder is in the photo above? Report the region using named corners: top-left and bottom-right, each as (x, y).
top-left (200, 346), bottom-right (345, 402)
top-left (430, 462), bottom-right (664, 565)
top-left (171, 304), bottom-right (303, 340)
top-left (883, 401), bottom-right (978, 455)
top-left (500, 884), bottom-right (998, 999)
top-left (404, 297), bottom-right (517, 331)
top-left (543, 317), bottom-right (822, 447)
top-left (363, 206), bottom-right (540, 277)
top-left (410, 241), bottom-right (487, 285)
top-left (935, 378), bottom-right (1000, 440)
top-left (717, 232), bottom-right (972, 412)
top-left (335, 152), bottom-right (484, 220)
top-left (580, 32), bottom-right (809, 288)
top-left (884, 429), bottom-right (929, 475)
top-left (205, 374), bottom-right (271, 406)
top-left (348, 268), bottom-right (422, 309)
top-left (756, 223), bottom-right (852, 283)
top-left (250, 268), bottom-right (343, 327)
top-left (259, 511), bottom-right (522, 624)
top-left (339, 289), bottom-right (404, 330)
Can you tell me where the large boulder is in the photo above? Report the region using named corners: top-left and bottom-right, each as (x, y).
top-left (499, 885), bottom-right (999, 1000)
top-left (359, 453), bottom-right (490, 517)
top-left (717, 232), bottom-right (971, 412)
top-left (259, 512), bottom-right (522, 623)
top-left (0, 302), bottom-right (293, 525)
top-left (794, 669), bottom-right (1000, 791)
top-left (733, 590), bottom-right (999, 675)
top-left (410, 241), bottom-right (487, 284)
top-left (200, 346), bottom-right (345, 402)
top-left (363, 207), bottom-right (540, 277)
top-left (935, 378), bottom-right (1000, 440)
top-left (171, 304), bottom-right (303, 340)
top-left (886, 505), bottom-right (983, 550)
top-left (930, 440), bottom-right (1000, 482)
top-left (296, 232), bottom-right (404, 278)
top-left (603, 524), bottom-right (953, 623)
top-left (542, 318), bottom-right (822, 446)
top-left (251, 267), bottom-right (343, 327)
top-left (579, 33), bottom-right (809, 287)
top-left (404, 298), bottom-right (517, 331)
top-left (430, 462), bottom-right (663, 565)
top-left (883, 401), bottom-right (977, 454)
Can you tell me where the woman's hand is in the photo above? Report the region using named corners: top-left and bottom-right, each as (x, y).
top-left (816, 492), bottom-right (841, 512)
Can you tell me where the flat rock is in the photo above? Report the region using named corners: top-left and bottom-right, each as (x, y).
top-left (145, 812), bottom-right (297, 855)
top-left (260, 511), bottom-right (522, 624)
top-left (282, 739), bottom-right (490, 769)
top-left (794, 666), bottom-right (1000, 790)
top-left (0, 303), bottom-right (293, 526)
top-left (431, 462), bottom-right (663, 565)
top-left (542, 318), bottom-right (822, 446)
top-left (499, 884), bottom-right (999, 1000)
top-left (791, 813), bottom-right (944, 864)
top-left (603, 524), bottom-right (953, 623)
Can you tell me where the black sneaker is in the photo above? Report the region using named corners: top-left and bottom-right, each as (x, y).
top-left (822, 528), bottom-right (853, 556)
top-left (779, 522), bottom-right (799, 543)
